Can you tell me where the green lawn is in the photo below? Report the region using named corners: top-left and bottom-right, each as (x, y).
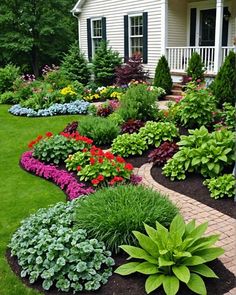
top-left (0, 105), bottom-right (86, 295)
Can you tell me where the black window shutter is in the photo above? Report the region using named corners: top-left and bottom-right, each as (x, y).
top-left (190, 8), bottom-right (196, 46)
top-left (87, 18), bottom-right (92, 61)
top-left (143, 12), bottom-right (148, 64)
top-left (124, 15), bottom-right (129, 62)
top-left (102, 17), bottom-right (107, 41)
top-left (222, 7), bottom-right (229, 46)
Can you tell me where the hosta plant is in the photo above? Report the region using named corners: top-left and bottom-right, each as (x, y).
top-left (203, 174), bottom-right (235, 199)
top-left (214, 103), bottom-right (236, 131)
top-left (9, 201), bottom-right (114, 293)
top-left (115, 214), bottom-right (224, 295)
top-left (148, 141), bottom-right (179, 166)
top-left (111, 133), bottom-right (147, 157)
top-left (65, 146), bottom-right (137, 186)
top-left (163, 126), bottom-right (235, 180)
top-left (32, 132), bottom-right (93, 164)
top-left (139, 121), bottom-right (179, 147)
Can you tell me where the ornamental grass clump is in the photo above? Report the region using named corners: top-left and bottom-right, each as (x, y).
top-left (9, 201), bottom-right (114, 293)
top-left (75, 185), bottom-right (179, 253)
top-left (115, 214), bottom-right (224, 295)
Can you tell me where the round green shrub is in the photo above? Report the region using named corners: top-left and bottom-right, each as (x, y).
top-left (78, 116), bottom-right (120, 146)
top-left (9, 200), bottom-right (114, 293)
top-left (75, 185), bottom-right (179, 253)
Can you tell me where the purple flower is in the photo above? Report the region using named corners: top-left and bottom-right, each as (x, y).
top-left (130, 174), bottom-right (142, 185)
top-left (20, 151), bottom-right (94, 200)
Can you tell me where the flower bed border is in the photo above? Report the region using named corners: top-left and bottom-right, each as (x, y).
top-left (20, 151), bottom-right (94, 200)
top-left (9, 100), bottom-right (90, 117)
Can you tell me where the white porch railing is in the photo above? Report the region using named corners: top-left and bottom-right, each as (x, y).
top-left (222, 46), bottom-right (235, 63)
top-left (166, 47), bottom-right (215, 73)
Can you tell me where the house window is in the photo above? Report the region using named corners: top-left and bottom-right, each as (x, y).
top-left (129, 15), bottom-right (143, 56)
top-left (92, 19), bottom-right (103, 55)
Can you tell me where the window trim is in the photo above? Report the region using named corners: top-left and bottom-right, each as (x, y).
top-left (128, 13), bottom-right (144, 57)
top-left (91, 18), bottom-right (103, 57)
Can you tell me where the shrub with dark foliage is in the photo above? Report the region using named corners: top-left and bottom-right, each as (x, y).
top-left (62, 121), bottom-right (79, 134)
top-left (148, 141), bottom-right (179, 166)
top-left (121, 119), bottom-right (145, 134)
top-left (115, 53), bottom-right (149, 86)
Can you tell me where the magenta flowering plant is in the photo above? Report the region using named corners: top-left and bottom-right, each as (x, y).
top-left (20, 151), bottom-right (94, 200)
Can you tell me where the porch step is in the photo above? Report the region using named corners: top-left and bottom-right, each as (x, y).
top-left (171, 89), bottom-right (183, 96)
top-left (172, 83), bottom-right (184, 90)
top-left (164, 94), bottom-right (181, 101)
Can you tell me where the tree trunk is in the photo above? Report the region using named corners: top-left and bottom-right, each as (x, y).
top-left (31, 45), bottom-right (40, 77)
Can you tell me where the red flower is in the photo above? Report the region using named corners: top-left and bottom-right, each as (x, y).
top-left (82, 148), bottom-right (88, 152)
top-left (105, 152), bottom-right (114, 160)
top-left (124, 163), bottom-right (133, 171)
top-left (98, 157), bottom-right (103, 164)
top-left (60, 132), bottom-right (69, 138)
top-left (45, 132), bottom-right (53, 137)
top-left (77, 166), bottom-right (82, 171)
top-left (90, 157), bottom-right (96, 165)
top-left (116, 167), bottom-right (120, 172)
top-left (91, 179), bottom-right (100, 185)
top-left (109, 176), bottom-right (124, 186)
top-left (116, 156), bottom-right (125, 163)
top-left (97, 175), bottom-right (104, 181)
top-left (37, 135), bottom-right (43, 141)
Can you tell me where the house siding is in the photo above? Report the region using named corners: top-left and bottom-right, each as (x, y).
top-left (168, 0), bottom-right (188, 47)
top-left (79, 0), bottom-right (163, 76)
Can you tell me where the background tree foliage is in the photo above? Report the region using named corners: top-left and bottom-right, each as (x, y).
top-left (0, 0), bottom-right (77, 76)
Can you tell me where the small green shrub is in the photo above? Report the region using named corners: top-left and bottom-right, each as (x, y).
top-left (33, 134), bottom-right (92, 164)
top-left (187, 52), bottom-right (205, 81)
top-left (9, 201), bottom-right (114, 293)
top-left (43, 69), bottom-right (71, 89)
top-left (92, 41), bottom-right (122, 86)
top-left (178, 86), bottom-right (217, 128)
top-left (139, 121), bottom-right (179, 147)
top-left (111, 133), bottom-right (147, 157)
top-left (78, 116), bottom-right (120, 146)
top-left (0, 91), bottom-right (18, 104)
top-left (154, 55), bottom-right (172, 94)
top-left (163, 126), bottom-right (235, 180)
top-left (115, 214), bottom-right (224, 295)
top-left (0, 64), bottom-right (20, 94)
top-left (211, 51), bottom-right (236, 106)
top-left (214, 102), bottom-right (236, 131)
top-left (118, 84), bottom-right (161, 121)
top-left (204, 174), bottom-right (235, 199)
top-left (75, 185), bottom-right (179, 253)
top-left (61, 42), bottom-right (90, 85)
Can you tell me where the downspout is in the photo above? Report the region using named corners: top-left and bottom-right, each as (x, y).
top-left (72, 10), bottom-right (81, 46)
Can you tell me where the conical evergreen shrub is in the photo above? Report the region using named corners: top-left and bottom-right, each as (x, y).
top-left (211, 51), bottom-right (236, 106)
top-left (186, 52), bottom-right (205, 81)
top-left (92, 41), bottom-right (122, 86)
top-left (61, 42), bottom-right (90, 85)
top-left (154, 55), bottom-right (172, 95)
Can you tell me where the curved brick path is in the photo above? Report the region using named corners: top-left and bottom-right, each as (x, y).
top-left (135, 163), bottom-right (236, 295)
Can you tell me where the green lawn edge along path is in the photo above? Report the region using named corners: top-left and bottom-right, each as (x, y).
top-left (0, 105), bottom-right (86, 295)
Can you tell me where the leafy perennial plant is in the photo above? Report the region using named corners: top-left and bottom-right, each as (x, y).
top-left (115, 215), bottom-right (224, 295)
top-left (9, 201), bottom-right (114, 293)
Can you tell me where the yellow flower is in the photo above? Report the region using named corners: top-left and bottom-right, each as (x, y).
top-left (60, 86), bottom-right (76, 96)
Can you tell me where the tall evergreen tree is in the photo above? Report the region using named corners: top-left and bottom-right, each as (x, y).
top-left (211, 51), bottom-right (236, 106)
top-left (154, 55), bottom-right (172, 94)
top-left (0, 0), bottom-right (76, 76)
top-left (61, 42), bottom-right (90, 85)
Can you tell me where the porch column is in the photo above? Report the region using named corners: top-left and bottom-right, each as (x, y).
top-left (214, 0), bottom-right (224, 73)
top-left (161, 0), bottom-right (168, 56)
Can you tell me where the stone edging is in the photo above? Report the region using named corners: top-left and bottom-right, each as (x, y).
top-left (135, 163), bottom-right (236, 295)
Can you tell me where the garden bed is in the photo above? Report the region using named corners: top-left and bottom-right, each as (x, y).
top-left (6, 250), bottom-right (235, 295)
top-left (151, 166), bottom-right (235, 219)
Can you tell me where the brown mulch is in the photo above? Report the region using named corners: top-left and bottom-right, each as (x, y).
top-left (6, 250), bottom-right (235, 295)
top-left (151, 166), bottom-right (236, 219)
top-left (124, 149), bottom-right (152, 168)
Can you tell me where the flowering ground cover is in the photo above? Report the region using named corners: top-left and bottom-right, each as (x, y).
top-left (0, 105), bottom-right (87, 295)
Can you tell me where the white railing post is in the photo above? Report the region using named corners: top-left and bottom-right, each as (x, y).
top-left (161, 0), bottom-right (168, 56)
top-left (214, 0), bottom-right (224, 73)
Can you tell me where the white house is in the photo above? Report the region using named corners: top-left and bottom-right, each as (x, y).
top-left (72, 0), bottom-right (236, 81)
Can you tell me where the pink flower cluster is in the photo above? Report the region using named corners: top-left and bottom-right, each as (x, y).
top-left (20, 151), bottom-right (94, 200)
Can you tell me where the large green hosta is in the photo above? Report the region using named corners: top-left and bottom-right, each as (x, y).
top-left (115, 215), bottom-right (224, 295)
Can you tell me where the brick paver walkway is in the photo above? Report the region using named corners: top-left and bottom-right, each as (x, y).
top-left (135, 163), bottom-right (236, 295)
